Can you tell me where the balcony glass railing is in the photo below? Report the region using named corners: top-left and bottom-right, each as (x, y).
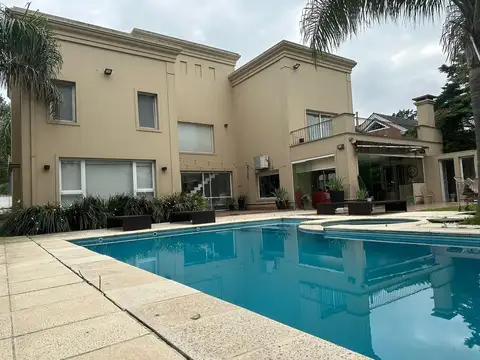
top-left (290, 120), bottom-right (333, 146)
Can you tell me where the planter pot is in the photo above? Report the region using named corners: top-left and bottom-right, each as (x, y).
top-left (348, 201), bottom-right (372, 215)
top-left (329, 191), bottom-right (345, 204)
top-left (238, 200), bottom-right (247, 211)
top-left (276, 200), bottom-right (289, 210)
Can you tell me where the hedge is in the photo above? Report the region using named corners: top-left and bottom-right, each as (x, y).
top-left (0, 192), bottom-right (209, 236)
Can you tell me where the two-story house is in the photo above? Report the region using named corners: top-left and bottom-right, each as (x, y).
top-left (10, 8), bottom-right (477, 209)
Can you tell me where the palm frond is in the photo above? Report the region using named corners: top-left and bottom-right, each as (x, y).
top-left (441, 4), bottom-right (470, 62)
top-left (0, 5), bottom-right (62, 107)
top-left (301, 0), bottom-right (446, 60)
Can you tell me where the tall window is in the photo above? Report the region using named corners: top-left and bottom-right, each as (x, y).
top-left (259, 173), bottom-right (280, 198)
top-left (178, 122), bottom-right (214, 153)
top-left (53, 81), bottom-right (76, 122)
top-left (137, 93), bottom-right (158, 129)
top-left (59, 159), bottom-right (155, 205)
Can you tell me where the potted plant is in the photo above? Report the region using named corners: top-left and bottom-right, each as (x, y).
top-left (326, 177), bottom-right (345, 204)
top-left (237, 195), bottom-right (247, 211)
top-left (301, 194), bottom-right (312, 209)
top-left (355, 188), bottom-right (369, 201)
top-left (227, 198), bottom-right (236, 211)
top-left (272, 188), bottom-right (289, 210)
top-left (348, 188), bottom-right (372, 215)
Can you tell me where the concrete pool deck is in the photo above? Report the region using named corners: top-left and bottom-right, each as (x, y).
top-left (1, 210), bottom-right (479, 359)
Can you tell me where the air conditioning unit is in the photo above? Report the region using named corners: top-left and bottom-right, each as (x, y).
top-left (254, 155), bottom-right (269, 170)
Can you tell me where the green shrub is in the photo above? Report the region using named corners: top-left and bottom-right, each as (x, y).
top-left (64, 196), bottom-right (109, 231)
top-left (462, 214), bottom-right (480, 225)
top-left (106, 194), bottom-right (132, 216)
top-left (124, 195), bottom-right (152, 216)
top-left (0, 192), bottom-right (211, 236)
top-left (0, 203), bottom-right (69, 236)
top-left (183, 192), bottom-right (209, 211)
top-left (149, 197), bottom-right (166, 223)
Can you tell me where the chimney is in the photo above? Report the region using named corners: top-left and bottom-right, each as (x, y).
top-left (413, 94), bottom-right (436, 127)
top-left (412, 94), bottom-right (442, 148)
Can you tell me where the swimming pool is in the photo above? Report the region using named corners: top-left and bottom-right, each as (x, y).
top-left (78, 221), bottom-right (480, 359)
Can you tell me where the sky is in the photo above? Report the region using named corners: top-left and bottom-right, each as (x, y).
top-left (7, 0), bottom-right (448, 117)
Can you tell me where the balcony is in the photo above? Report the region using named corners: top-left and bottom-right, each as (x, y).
top-left (290, 120), bottom-right (333, 146)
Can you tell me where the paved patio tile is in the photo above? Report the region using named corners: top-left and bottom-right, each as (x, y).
top-left (49, 247), bottom-right (100, 260)
top-left (0, 296), bottom-right (9, 314)
top-left (8, 265), bottom-right (71, 284)
top-left (0, 311), bottom-right (12, 339)
top-left (14, 312), bottom-right (150, 360)
top-left (131, 292), bottom-right (237, 331)
top-left (161, 309), bottom-right (301, 359)
top-left (106, 280), bottom-right (198, 309)
top-left (69, 260), bottom-right (161, 291)
top-left (0, 338), bottom-right (13, 360)
top-left (0, 279), bottom-right (7, 297)
top-left (8, 261), bottom-right (66, 276)
top-left (11, 282), bottom-right (97, 311)
top-left (70, 334), bottom-right (185, 360)
top-left (235, 334), bottom-right (369, 360)
top-left (8, 263), bottom-right (71, 283)
top-left (90, 270), bottom-right (162, 292)
top-left (63, 254), bottom-right (111, 266)
top-left (9, 273), bottom-right (82, 295)
top-left (7, 257), bottom-right (57, 270)
top-left (69, 259), bottom-right (133, 273)
top-left (12, 294), bottom-right (119, 336)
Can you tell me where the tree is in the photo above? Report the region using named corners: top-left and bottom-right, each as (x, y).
top-left (0, 5), bottom-right (62, 108)
top-left (300, 0), bottom-right (480, 211)
top-left (435, 54), bottom-right (475, 152)
top-left (392, 109), bottom-right (417, 121)
top-left (0, 96), bottom-right (10, 194)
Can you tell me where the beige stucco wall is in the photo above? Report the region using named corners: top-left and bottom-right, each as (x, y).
top-left (175, 54), bottom-right (238, 187)
top-left (12, 36), bottom-right (180, 206)
top-left (231, 55), bottom-right (355, 207)
top-left (231, 59), bottom-right (291, 207)
top-left (285, 61), bottom-right (354, 131)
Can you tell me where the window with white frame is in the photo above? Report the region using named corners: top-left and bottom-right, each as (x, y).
top-left (178, 122), bottom-right (214, 153)
top-left (59, 159), bottom-right (155, 205)
top-left (306, 112), bottom-right (332, 140)
top-left (53, 81), bottom-right (76, 122)
top-left (137, 92), bottom-right (158, 129)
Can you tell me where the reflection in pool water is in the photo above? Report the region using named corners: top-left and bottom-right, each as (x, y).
top-left (85, 223), bottom-right (480, 360)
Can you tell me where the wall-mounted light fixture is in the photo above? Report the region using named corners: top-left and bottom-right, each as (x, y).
top-left (43, 164), bottom-right (51, 171)
top-left (161, 166), bottom-right (168, 172)
top-left (104, 68), bottom-right (113, 76)
top-left (293, 63), bottom-right (301, 70)
top-left (224, 124), bottom-right (228, 128)
top-left (337, 144), bottom-right (345, 150)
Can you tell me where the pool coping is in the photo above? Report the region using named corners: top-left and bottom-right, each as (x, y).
top-left (7, 211), bottom-right (370, 360)
top-left (4, 210), bottom-right (480, 359)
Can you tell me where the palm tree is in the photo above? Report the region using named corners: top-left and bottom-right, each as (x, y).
top-left (301, 0), bottom-right (480, 211)
top-left (0, 4), bottom-right (62, 107)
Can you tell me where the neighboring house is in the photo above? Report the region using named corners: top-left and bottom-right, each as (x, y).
top-left (9, 8), bottom-right (477, 209)
top-left (357, 113), bottom-right (418, 139)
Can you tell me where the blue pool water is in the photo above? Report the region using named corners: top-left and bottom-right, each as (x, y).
top-left (80, 222), bottom-right (480, 359)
